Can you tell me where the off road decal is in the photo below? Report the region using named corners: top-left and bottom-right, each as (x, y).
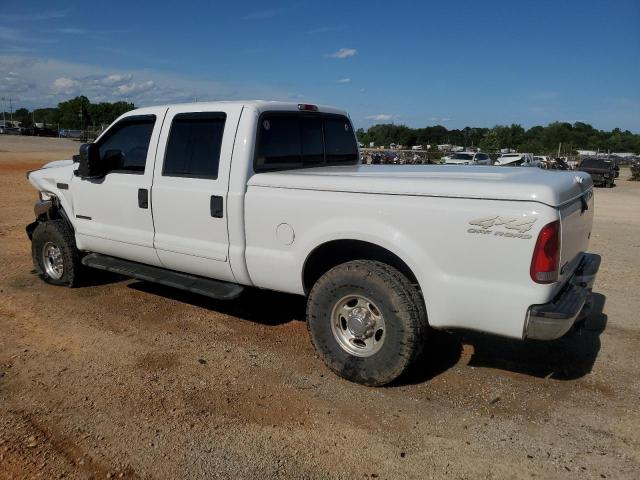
top-left (467, 215), bottom-right (536, 239)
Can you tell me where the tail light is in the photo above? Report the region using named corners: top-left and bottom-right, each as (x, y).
top-left (530, 220), bottom-right (560, 283)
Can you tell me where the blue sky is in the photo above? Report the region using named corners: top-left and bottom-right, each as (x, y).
top-left (0, 0), bottom-right (638, 131)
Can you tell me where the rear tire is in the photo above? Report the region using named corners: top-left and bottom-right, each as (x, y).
top-left (31, 220), bottom-right (82, 286)
top-left (306, 260), bottom-right (427, 386)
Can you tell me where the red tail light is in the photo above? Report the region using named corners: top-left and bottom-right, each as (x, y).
top-left (530, 220), bottom-right (560, 284)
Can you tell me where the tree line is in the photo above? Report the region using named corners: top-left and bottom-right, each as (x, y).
top-left (3, 95), bottom-right (638, 154)
top-left (2, 96), bottom-right (134, 131)
top-left (356, 122), bottom-right (640, 155)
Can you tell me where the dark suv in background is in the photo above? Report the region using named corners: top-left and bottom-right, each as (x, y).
top-left (577, 158), bottom-right (619, 187)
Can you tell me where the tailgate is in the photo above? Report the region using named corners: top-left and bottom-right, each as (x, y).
top-left (558, 189), bottom-right (594, 282)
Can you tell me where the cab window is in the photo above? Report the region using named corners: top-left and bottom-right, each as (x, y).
top-left (97, 115), bottom-right (156, 174)
top-left (255, 113), bottom-right (358, 171)
top-left (163, 112), bottom-right (226, 179)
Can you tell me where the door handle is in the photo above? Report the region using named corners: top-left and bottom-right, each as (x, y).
top-left (138, 188), bottom-right (149, 209)
top-left (210, 195), bottom-right (223, 218)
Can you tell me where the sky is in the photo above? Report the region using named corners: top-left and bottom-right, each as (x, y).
top-left (0, 0), bottom-right (639, 131)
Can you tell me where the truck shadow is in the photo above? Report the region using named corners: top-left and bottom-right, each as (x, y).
top-left (127, 280), bottom-right (607, 385)
top-left (402, 292), bottom-right (608, 385)
top-left (128, 282), bottom-right (307, 327)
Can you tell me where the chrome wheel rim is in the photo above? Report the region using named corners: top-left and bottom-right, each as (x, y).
top-left (331, 295), bottom-right (386, 357)
top-left (42, 241), bottom-right (64, 280)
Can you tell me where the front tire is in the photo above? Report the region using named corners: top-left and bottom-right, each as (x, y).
top-left (306, 260), bottom-right (427, 386)
top-left (31, 220), bottom-right (82, 286)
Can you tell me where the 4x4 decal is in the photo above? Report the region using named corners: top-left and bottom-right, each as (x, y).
top-left (467, 215), bottom-right (536, 239)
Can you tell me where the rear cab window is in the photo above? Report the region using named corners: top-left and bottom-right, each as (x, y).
top-left (255, 112), bottom-right (358, 171)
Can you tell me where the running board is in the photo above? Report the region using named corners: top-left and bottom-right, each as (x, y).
top-left (81, 253), bottom-right (244, 300)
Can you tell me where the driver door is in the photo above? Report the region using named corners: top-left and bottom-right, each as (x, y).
top-left (71, 107), bottom-right (167, 266)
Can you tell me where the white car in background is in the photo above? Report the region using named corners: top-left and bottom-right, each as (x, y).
top-left (443, 152), bottom-right (491, 165)
top-left (496, 152), bottom-right (535, 166)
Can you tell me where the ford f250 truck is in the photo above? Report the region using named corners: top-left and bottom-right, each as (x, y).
top-left (26, 101), bottom-right (600, 386)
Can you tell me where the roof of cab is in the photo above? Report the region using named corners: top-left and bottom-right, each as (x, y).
top-left (127, 100), bottom-right (348, 116)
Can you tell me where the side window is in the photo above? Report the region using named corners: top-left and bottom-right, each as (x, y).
top-left (163, 112), bottom-right (226, 179)
top-left (97, 116), bottom-right (156, 174)
top-left (324, 117), bottom-right (358, 164)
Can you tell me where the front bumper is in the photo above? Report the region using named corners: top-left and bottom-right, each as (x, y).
top-left (524, 253), bottom-right (601, 340)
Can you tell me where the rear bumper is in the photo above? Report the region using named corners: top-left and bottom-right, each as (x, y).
top-left (524, 253), bottom-right (601, 340)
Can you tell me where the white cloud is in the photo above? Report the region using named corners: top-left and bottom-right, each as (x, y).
top-left (0, 54), bottom-right (293, 108)
top-left (0, 26), bottom-right (56, 45)
top-left (366, 114), bottom-right (394, 121)
top-left (116, 80), bottom-right (155, 95)
top-left (337, 77), bottom-right (351, 84)
top-left (0, 10), bottom-right (68, 22)
top-left (52, 28), bottom-right (87, 35)
top-left (53, 77), bottom-right (80, 94)
top-left (430, 116), bottom-right (450, 122)
top-left (327, 48), bottom-right (357, 59)
top-left (97, 74), bottom-right (133, 86)
top-left (0, 70), bottom-right (34, 93)
top-left (307, 26), bottom-right (332, 34)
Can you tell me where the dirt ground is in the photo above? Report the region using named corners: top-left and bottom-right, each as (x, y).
top-left (1, 135), bottom-right (639, 479)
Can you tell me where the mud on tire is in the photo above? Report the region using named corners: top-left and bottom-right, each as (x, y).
top-left (31, 219), bottom-right (82, 287)
top-left (306, 260), bottom-right (427, 386)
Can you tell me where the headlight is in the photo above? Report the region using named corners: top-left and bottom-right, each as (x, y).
top-left (39, 191), bottom-right (52, 201)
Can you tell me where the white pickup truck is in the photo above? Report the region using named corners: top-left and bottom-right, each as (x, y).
top-left (26, 101), bottom-right (600, 386)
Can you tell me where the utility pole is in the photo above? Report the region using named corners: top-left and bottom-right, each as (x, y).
top-left (1, 97), bottom-right (5, 126)
top-left (9, 97), bottom-right (12, 122)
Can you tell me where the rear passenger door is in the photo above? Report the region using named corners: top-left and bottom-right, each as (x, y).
top-left (151, 105), bottom-right (242, 282)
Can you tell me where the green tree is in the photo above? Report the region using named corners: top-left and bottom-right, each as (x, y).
top-left (479, 128), bottom-right (500, 154)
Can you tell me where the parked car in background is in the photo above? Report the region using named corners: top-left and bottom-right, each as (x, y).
top-left (444, 152), bottom-right (491, 165)
top-left (27, 126), bottom-right (59, 137)
top-left (381, 151), bottom-right (401, 164)
top-left (577, 158), bottom-right (618, 187)
top-left (1, 125), bottom-right (22, 135)
top-left (495, 152), bottom-right (535, 166)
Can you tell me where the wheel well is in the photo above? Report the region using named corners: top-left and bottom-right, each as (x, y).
top-left (27, 197), bottom-right (74, 240)
top-left (302, 239), bottom-right (419, 293)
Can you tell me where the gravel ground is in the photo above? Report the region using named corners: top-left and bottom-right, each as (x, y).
top-left (0, 136), bottom-right (639, 479)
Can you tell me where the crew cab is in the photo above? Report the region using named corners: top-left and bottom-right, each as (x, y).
top-left (26, 101), bottom-right (600, 386)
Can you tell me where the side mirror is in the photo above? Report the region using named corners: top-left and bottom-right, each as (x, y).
top-left (75, 143), bottom-right (103, 179)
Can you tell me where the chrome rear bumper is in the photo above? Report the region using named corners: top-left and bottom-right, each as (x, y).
top-left (525, 253), bottom-right (601, 340)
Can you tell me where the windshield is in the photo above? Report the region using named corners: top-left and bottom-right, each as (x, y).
top-left (451, 153), bottom-right (474, 160)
